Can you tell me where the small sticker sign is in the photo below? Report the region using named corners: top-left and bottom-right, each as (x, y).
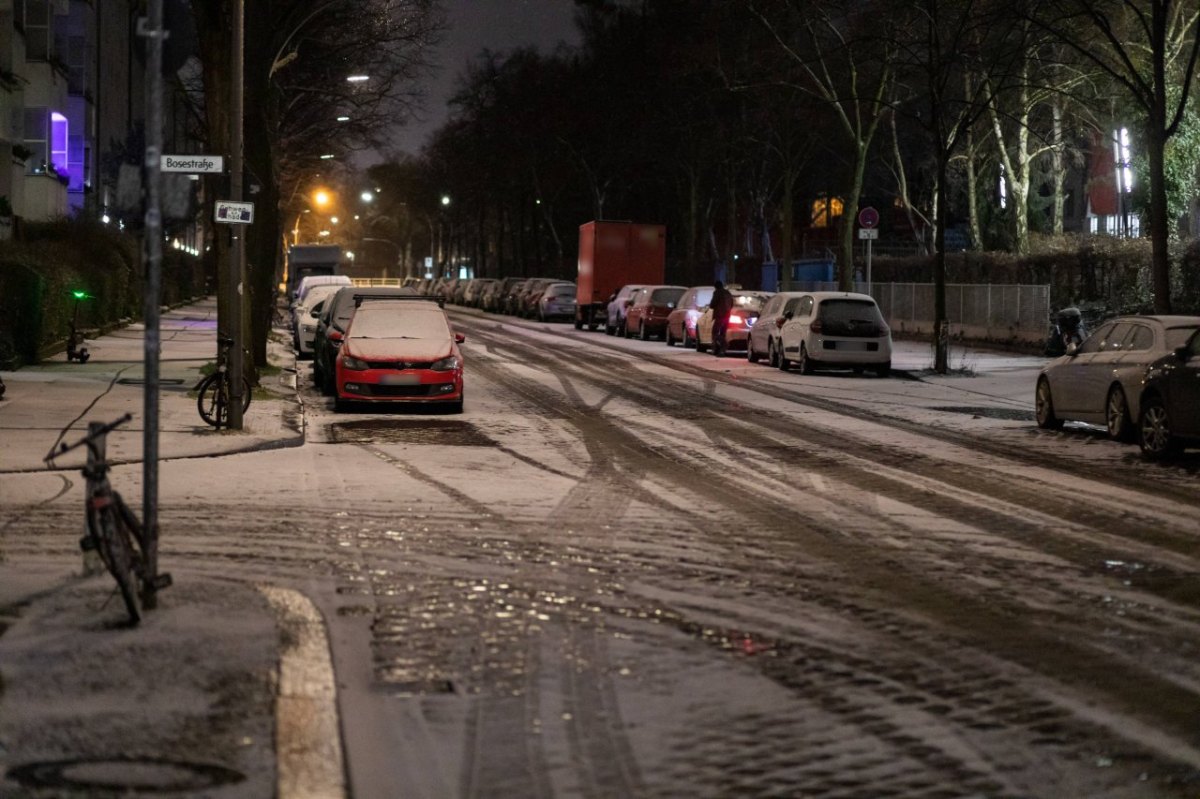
top-left (214, 200), bottom-right (254, 225)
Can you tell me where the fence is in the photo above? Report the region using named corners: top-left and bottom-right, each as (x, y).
top-left (792, 282), bottom-right (1050, 343)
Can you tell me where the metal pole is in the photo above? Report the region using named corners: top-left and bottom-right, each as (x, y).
top-left (866, 236), bottom-right (873, 296)
top-left (141, 0), bottom-right (165, 609)
top-left (227, 0), bottom-right (246, 429)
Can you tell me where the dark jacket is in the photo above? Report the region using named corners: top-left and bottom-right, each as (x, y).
top-left (711, 286), bottom-right (734, 321)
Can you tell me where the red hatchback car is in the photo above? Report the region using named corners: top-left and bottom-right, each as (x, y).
top-left (334, 297), bottom-right (465, 413)
top-left (624, 285), bottom-right (687, 340)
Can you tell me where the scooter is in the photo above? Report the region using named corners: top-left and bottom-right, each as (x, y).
top-left (1044, 307), bottom-right (1086, 357)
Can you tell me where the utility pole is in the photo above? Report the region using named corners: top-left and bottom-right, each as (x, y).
top-left (141, 0), bottom-right (164, 608)
top-left (227, 0), bottom-right (246, 429)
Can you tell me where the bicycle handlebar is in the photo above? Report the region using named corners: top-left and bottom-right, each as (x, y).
top-left (45, 413), bottom-right (133, 463)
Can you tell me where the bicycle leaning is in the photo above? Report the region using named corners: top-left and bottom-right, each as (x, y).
top-left (196, 333), bottom-right (251, 429)
top-left (44, 413), bottom-right (171, 624)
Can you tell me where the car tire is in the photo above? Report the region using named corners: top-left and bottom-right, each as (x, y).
top-left (1106, 386), bottom-right (1134, 442)
top-left (696, 332), bottom-right (708, 353)
top-left (768, 340), bottom-right (779, 368)
top-left (333, 396), bottom-right (346, 412)
top-left (639, 322), bottom-right (650, 341)
top-left (1035, 377), bottom-right (1064, 430)
top-left (796, 344), bottom-right (811, 375)
top-left (605, 323), bottom-right (614, 336)
top-left (682, 327), bottom-right (693, 349)
top-left (875, 361), bottom-right (891, 378)
top-left (778, 345), bottom-right (791, 371)
top-left (666, 326), bottom-right (677, 347)
top-left (621, 320), bottom-right (630, 338)
top-left (1138, 393), bottom-right (1179, 459)
top-left (747, 338), bottom-right (760, 363)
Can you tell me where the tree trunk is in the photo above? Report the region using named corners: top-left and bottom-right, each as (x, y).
top-left (839, 142), bottom-right (868, 290)
top-left (934, 143), bottom-right (949, 374)
top-left (1051, 98), bottom-right (1066, 235)
top-left (1147, 127), bottom-right (1172, 312)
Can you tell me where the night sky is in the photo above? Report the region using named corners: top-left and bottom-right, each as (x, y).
top-left (389, 0), bottom-right (581, 157)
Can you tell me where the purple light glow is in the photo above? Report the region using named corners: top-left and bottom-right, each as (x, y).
top-left (50, 112), bottom-right (68, 174)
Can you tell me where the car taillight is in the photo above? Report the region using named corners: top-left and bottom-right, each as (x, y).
top-left (810, 319), bottom-right (823, 333)
top-left (775, 316), bottom-right (786, 328)
top-left (729, 314), bottom-right (743, 325)
top-left (329, 329), bottom-right (344, 342)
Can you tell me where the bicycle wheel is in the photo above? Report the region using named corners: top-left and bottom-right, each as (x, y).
top-left (91, 503), bottom-right (141, 623)
top-left (197, 373), bottom-right (250, 428)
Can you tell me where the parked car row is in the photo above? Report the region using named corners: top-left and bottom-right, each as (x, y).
top-left (1035, 314), bottom-right (1200, 458)
top-left (404, 276), bottom-right (578, 321)
top-left (602, 284), bottom-right (895, 376)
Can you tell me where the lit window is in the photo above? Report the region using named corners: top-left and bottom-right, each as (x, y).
top-left (810, 196), bottom-right (844, 228)
top-left (50, 112), bottom-right (68, 174)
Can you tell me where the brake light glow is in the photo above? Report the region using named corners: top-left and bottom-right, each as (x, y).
top-left (729, 314), bottom-right (743, 325)
top-left (810, 319), bottom-right (823, 333)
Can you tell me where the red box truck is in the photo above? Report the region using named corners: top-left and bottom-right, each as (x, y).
top-left (575, 221), bottom-right (666, 330)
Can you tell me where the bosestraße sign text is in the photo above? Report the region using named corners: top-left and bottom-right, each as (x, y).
top-left (160, 155), bottom-right (225, 174)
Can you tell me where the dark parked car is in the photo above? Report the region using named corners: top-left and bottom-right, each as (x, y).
top-left (312, 285), bottom-right (420, 394)
top-left (1136, 328), bottom-right (1200, 458)
top-left (625, 285), bottom-right (686, 340)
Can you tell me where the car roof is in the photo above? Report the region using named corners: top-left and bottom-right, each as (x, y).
top-left (1101, 315), bottom-right (1200, 327)
top-left (806, 291), bottom-right (878, 302)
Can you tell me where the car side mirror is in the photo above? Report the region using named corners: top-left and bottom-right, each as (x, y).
top-left (455, 333), bottom-right (466, 344)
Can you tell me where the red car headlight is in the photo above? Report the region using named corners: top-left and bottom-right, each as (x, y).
top-left (431, 355), bottom-right (459, 372)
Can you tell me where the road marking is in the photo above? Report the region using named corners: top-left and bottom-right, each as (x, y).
top-left (260, 585), bottom-right (346, 799)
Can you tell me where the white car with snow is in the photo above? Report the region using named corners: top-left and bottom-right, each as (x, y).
top-left (776, 291), bottom-right (892, 376)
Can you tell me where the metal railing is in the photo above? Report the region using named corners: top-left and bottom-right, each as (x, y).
top-left (790, 281), bottom-right (1050, 336)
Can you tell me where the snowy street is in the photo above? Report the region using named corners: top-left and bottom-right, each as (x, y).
top-left (2, 306), bottom-right (1199, 798)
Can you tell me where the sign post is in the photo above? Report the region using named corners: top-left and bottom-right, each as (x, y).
top-left (857, 207), bottom-right (879, 294)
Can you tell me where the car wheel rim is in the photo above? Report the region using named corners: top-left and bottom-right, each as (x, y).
top-left (1036, 383), bottom-right (1051, 423)
top-left (1107, 391), bottom-right (1126, 435)
top-left (1142, 404), bottom-right (1170, 452)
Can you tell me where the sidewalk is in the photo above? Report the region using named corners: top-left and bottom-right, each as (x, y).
top-left (0, 298), bottom-right (321, 798)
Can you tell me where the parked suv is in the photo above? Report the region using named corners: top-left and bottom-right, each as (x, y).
top-left (777, 292), bottom-right (892, 376)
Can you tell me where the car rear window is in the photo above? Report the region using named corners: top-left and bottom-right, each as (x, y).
top-left (1167, 325), bottom-right (1200, 349)
top-left (732, 294), bottom-right (765, 312)
top-left (817, 299), bottom-right (885, 336)
top-left (651, 288), bottom-right (685, 305)
top-left (547, 284), bottom-right (575, 297)
top-left (350, 307), bottom-right (449, 339)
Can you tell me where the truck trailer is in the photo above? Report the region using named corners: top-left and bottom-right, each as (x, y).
top-left (575, 221), bottom-right (666, 330)
top-left (286, 245), bottom-right (342, 300)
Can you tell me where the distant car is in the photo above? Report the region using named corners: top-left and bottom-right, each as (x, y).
top-left (776, 292), bottom-right (892, 376)
top-left (334, 297), bottom-right (464, 413)
top-left (291, 274), bottom-right (351, 307)
top-left (516, 278), bottom-right (556, 318)
top-left (1136, 328), bottom-right (1200, 458)
top-left (746, 292), bottom-right (809, 366)
top-left (313, 285), bottom-right (421, 394)
top-left (1036, 315), bottom-right (1200, 441)
top-left (665, 285), bottom-right (714, 347)
top-left (605, 284), bottom-right (645, 336)
top-left (502, 279), bottom-right (534, 315)
top-left (463, 279), bottom-right (498, 308)
top-left (625, 285), bottom-right (686, 340)
top-left (293, 283), bottom-right (344, 357)
top-left (694, 291), bottom-right (772, 354)
top-left (536, 282), bottom-right (577, 322)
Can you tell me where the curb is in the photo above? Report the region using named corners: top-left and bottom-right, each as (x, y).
top-left (259, 586), bottom-right (347, 799)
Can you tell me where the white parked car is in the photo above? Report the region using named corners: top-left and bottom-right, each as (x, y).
top-left (746, 291), bottom-right (810, 365)
top-left (293, 283), bottom-right (345, 357)
top-left (776, 292), bottom-right (892, 376)
top-left (1035, 315), bottom-right (1200, 441)
top-left (292, 274), bottom-right (351, 307)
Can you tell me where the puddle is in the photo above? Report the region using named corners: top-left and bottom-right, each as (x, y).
top-left (327, 420), bottom-right (495, 446)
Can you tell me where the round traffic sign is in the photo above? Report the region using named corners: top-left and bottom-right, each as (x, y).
top-left (858, 206), bottom-right (879, 229)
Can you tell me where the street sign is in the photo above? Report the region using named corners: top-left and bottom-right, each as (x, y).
top-left (161, 154), bottom-right (225, 174)
top-left (858, 228), bottom-right (879, 240)
top-left (214, 200), bottom-right (254, 224)
top-left (857, 206), bottom-right (879, 229)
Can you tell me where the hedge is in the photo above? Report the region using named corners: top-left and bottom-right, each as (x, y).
top-left (0, 219), bottom-right (207, 367)
top-left (869, 235), bottom-right (1200, 316)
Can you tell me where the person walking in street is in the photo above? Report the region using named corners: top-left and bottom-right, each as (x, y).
top-left (710, 280), bottom-right (734, 356)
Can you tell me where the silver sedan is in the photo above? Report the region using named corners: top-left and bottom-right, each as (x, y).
top-left (1035, 315), bottom-right (1200, 441)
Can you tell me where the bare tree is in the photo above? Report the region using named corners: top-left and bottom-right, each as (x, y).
top-left (1033, 0), bottom-right (1200, 312)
